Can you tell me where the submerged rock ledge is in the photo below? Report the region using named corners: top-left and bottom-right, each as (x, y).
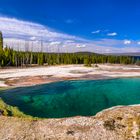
top-left (1, 106), bottom-right (140, 140)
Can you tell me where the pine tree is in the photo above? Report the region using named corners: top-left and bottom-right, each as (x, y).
top-left (0, 31), bottom-right (3, 49)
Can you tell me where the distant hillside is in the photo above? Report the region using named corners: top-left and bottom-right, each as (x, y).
top-left (75, 52), bottom-right (140, 57)
top-left (104, 52), bottom-right (140, 56)
top-left (75, 52), bottom-right (101, 55)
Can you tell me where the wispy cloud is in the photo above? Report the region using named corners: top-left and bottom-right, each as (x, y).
top-left (1, 16), bottom-right (140, 53)
top-left (76, 44), bottom-right (86, 48)
top-left (91, 30), bottom-right (101, 34)
top-left (49, 41), bottom-right (61, 46)
top-left (107, 32), bottom-right (117, 36)
top-left (124, 40), bottom-right (131, 44)
top-left (0, 17), bottom-right (78, 41)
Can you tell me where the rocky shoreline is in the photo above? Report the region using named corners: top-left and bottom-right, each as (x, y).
top-left (1, 64), bottom-right (140, 88)
top-left (0, 106), bottom-right (140, 140)
top-left (1, 64), bottom-right (140, 139)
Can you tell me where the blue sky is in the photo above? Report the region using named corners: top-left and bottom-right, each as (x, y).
top-left (0, 0), bottom-right (140, 53)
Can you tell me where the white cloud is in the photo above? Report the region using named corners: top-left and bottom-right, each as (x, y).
top-left (76, 44), bottom-right (86, 48)
top-left (137, 41), bottom-right (140, 45)
top-left (124, 40), bottom-right (131, 45)
top-left (1, 16), bottom-right (140, 53)
top-left (49, 41), bottom-right (61, 46)
top-left (65, 40), bottom-right (74, 43)
top-left (107, 32), bottom-right (117, 36)
top-left (0, 17), bottom-right (78, 41)
top-left (30, 36), bottom-right (36, 41)
top-left (91, 30), bottom-right (100, 34)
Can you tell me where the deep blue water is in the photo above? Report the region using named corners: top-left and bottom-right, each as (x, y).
top-left (0, 78), bottom-right (140, 118)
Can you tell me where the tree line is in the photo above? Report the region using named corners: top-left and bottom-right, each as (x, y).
top-left (0, 31), bottom-right (140, 67)
top-left (0, 47), bottom-right (139, 67)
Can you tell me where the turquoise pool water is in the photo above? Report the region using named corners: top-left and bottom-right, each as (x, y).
top-left (0, 78), bottom-right (140, 118)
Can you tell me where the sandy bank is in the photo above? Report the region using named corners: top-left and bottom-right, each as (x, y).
top-left (0, 64), bottom-right (140, 87)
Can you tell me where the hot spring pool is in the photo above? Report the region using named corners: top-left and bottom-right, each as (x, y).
top-left (0, 78), bottom-right (140, 118)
